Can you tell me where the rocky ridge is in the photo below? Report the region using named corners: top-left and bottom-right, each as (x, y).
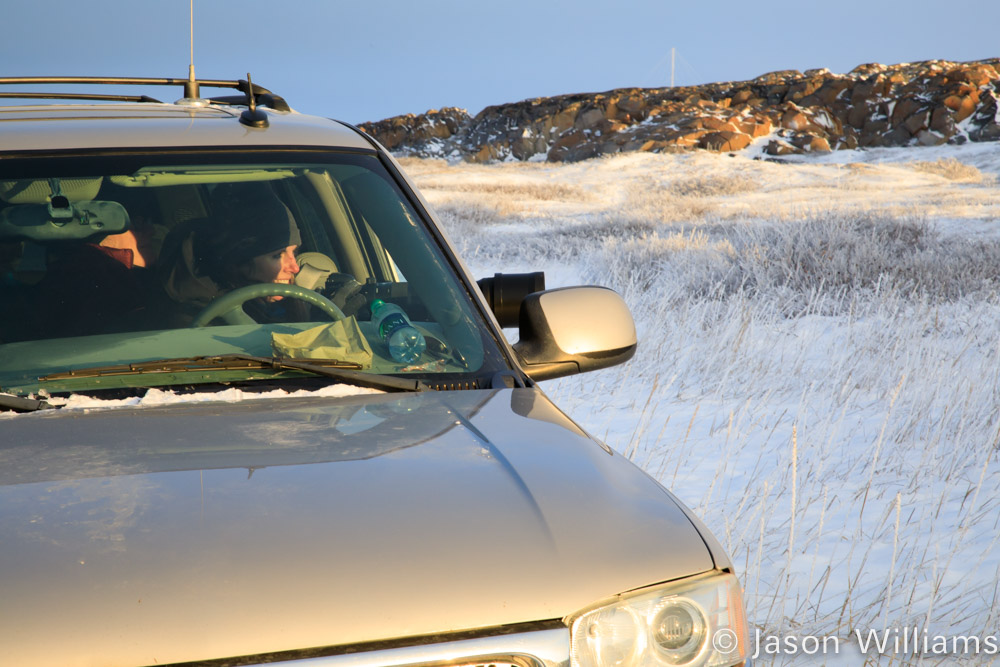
top-left (359, 59), bottom-right (1000, 163)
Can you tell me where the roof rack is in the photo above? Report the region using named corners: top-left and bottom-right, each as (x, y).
top-left (0, 76), bottom-right (290, 112)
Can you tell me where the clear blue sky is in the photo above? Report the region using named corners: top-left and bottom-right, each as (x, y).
top-left (3, 1), bottom-right (998, 125)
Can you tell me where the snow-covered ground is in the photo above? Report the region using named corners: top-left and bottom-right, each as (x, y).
top-left (401, 142), bottom-right (1000, 666)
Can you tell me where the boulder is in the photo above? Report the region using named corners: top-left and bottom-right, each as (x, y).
top-left (468, 143), bottom-right (502, 163)
top-left (883, 126), bottom-right (913, 146)
top-left (616, 95), bottom-right (648, 116)
top-left (970, 123), bottom-right (1000, 141)
top-left (562, 143), bottom-right (601, 162)
top-left (930, 107), bottom-right (957, 136)
top-left (862, 118), bottom-right (890, 137)
top-left (944, 93), bottom-right (979, 123)
top-left (781, 109), bottom-right (811, 130)
top-left (850, 63), bottom-right (888, 77)
top-left (850, 74), bottom-right (894, 106)
top-left (784, 77), bottom-right (824, 103)
top-left (702, 117), bottom-right (740, 132)
top-left (800, 79), bottom-right (852, 107)
top-left (731, 115), bottom-right (773, 137)
top-left (917, 130), bottom-right (947, 146)
top-left (575, 107), bottom-right (606, 130)
top-left (699, 131), bottom-right (752, 152)
top-left (903, 110), bottom-right (931, 135)
top-left (731, 88), bottom-right (754, 104)
top-left (511, 134), bottom-right (548, 161)
top-left (540, 109), bottom-right (578, 137)
top-left (841, 128), bottom-right (860, 149)
top-left (811, 108), bottom-right (842, 135)
top-left (847, 103), bottom-right (872, 129)
top-left (859, 132), bottom-right (886, 148)
top-left (791, 133), bottom-right (831, 152)
top-left (891, 97), bottom-right (925, 126)
top-left (764, 139), bottom-right (800, 155)
top-left (779, 106), bottom-right (830, 135)
top-left (664, 129), bottom-right (709, 148)
top-left (548, 129), bottom-right (587, 154)
top-left (755, 70), bottom-right (802, 85)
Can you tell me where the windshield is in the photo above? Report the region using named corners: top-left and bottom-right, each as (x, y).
top-left (0, 151), bottom-right (508, 397)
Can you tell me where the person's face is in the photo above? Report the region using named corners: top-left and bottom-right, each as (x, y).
top-left (239, 245), bottom-right (300, 299)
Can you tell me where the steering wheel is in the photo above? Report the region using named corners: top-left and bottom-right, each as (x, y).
top-left (191, 283), bottom-right (346, 327)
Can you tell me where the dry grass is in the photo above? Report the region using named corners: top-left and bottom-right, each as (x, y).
top-left (417, 180), bottom-right (592, 202)
top-left (619, 176), bottom-right (719, 222)
top-left (670, 173), bottom-right (760, 197)
top-left (908, 157), bottom-right (990, 183)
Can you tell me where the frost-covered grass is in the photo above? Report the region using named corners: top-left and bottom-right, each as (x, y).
top-left (401, 143), bottom-right (1000, 666)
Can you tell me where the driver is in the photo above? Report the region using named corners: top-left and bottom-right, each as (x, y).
top-left (161, 185), bottom-right (304, 325)
top-left (198, 186), bottom-right (301, 299)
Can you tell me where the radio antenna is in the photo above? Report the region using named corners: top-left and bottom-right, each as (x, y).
top-left (184, 0), bottom-right (200, 98)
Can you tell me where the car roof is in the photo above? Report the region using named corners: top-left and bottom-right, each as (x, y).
top-left (0, 76), bottom-right (374, 154)
top-left (0, 102), bottom-right (374, 153)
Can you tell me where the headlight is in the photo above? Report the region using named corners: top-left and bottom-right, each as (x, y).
top-left (569, 572), bottom-right (748, 667)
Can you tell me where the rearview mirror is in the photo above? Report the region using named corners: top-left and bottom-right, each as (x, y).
top-left (513, 286), bottom-right (637, 381)
top-left (0, 201), bottom-right (130, 242)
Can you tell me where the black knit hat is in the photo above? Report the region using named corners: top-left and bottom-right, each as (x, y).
top-left (195, 184), bottom-right (301, 283)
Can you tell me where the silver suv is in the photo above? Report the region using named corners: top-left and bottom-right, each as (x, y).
top-left (0, 76), bottom-right (750, 667)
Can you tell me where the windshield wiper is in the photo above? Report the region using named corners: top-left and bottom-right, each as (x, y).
top-left (0, 393), bottom-right (53, 413)
top-left (230, 354), bottom-right (430, 393)
top-left (38, 354), bottom-right (429, 393)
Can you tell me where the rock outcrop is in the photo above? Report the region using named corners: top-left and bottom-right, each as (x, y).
top-left (358, 59), bottom-right (1000, 162)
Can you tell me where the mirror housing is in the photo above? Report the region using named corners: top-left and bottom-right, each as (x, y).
top-left (0, 201), bottom-right (130, 242)
top-left (513, 286), bottom-right (637, 382)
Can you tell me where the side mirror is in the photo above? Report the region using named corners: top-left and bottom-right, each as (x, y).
top-left (513, 286), bottom-right (637, 382)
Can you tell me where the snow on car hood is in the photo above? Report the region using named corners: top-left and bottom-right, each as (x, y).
top-left (0, 387), bottom-right (714, 667)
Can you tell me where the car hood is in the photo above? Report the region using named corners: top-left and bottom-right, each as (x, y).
top-left (0, 388), bottom-right (715, 666)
